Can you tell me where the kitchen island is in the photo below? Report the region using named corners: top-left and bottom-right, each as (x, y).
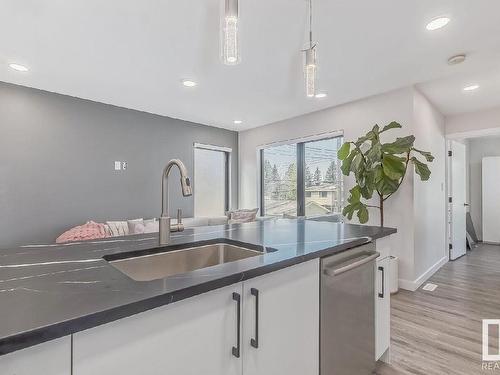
top-left (0, 218), bottom-right (395, 374)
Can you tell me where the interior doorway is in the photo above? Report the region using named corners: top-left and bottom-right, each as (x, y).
top-left (446, 134), bottom-right (500, 260)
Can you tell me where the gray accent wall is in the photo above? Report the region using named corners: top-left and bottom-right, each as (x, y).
top-left (0, 82), bottom-right (238, 248)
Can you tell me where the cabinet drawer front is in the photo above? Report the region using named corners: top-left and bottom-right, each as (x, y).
top-left (0, 337), bottom-right (71, 375)
top-left (73, 284), bottom-right (243, 375)
top-left (242, 259), bottom-right (320, 375)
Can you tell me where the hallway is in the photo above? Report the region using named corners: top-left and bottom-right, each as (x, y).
top-left (376, 244), bottom-right (500, 375)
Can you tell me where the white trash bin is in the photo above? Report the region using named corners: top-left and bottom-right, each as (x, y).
top-left (389, 256), bottom-right (399, 294)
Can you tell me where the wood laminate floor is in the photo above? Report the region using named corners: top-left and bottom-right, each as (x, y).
top-left (375, 243), bottom-right (500, 375)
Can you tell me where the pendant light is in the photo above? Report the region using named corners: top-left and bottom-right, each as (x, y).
top-left (221, 0), bottom-right (240, 65)
top-left (304, 0), bottom-right (316, 97)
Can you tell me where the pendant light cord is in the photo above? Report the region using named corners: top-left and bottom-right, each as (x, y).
top-left (309, 0), bottom-right (313, 48)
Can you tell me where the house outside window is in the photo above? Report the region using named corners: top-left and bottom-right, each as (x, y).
top-left (260, 135), bottom-right (343, 217)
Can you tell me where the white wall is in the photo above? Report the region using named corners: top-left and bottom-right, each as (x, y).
top-left (239, 86), bottom-right (447, 288)
top-left (468, 137), bottom-right (500, 240)
top-left (412, 90), bottom-right (447, 281)
top-left (446, 106), bottom-right (500, 138)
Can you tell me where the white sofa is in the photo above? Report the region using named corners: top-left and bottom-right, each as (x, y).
top-left (170, 216), bottom-right (229, 228)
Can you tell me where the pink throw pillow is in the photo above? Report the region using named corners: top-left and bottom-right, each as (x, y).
top-left (56, 221), bottom-right (110, 244)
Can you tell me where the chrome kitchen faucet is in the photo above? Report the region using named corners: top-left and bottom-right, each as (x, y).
top-left (160, 159), bottom-right (193, 245)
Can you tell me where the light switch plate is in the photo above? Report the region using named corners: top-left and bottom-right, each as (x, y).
top-left (114, 161), bottom-right (121, 171)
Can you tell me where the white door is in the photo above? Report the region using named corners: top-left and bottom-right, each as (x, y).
top-left (242, 259), bottom-right (319, 375)
top-left (73, 284), bottom-right (243, 375)
top-left (449, 140), bottom-right (467, 260)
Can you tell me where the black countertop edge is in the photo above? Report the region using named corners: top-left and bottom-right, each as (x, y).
top-left (0, 236), bottom-right (374, 356)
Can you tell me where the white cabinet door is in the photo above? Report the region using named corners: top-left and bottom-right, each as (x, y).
top-left (0, 337), bottom-right (71, 375)
top-left (73, 284), bottom-right (243, 375)
top-left (242, 259), bottom-right (319, 375)
top-left (375, 256), bottom-right (390, 360)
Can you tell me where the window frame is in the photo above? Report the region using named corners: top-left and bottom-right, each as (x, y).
top-left (259, 132), bottom-right (343, 217)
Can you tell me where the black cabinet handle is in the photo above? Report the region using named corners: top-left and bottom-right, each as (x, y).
top-left (378, 266), bottom-right (385, 298)
top-left (250, 288), bottom-right (259, 349)
top-left (232, 292), bottom-right (241, 358)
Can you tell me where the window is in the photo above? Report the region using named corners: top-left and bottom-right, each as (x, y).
top-left (260, 136), bottom-right (343, 217)
top-left (194, 144), bottom-right (230, 216)
top-left (261, 144), bottom-right (297, 217)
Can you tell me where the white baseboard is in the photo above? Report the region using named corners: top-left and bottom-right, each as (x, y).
top-left (398, 256), bottom-right (448, 292)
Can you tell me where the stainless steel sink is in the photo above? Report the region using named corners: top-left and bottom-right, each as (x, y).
top-left (107, 243), bottom-right (264, 281)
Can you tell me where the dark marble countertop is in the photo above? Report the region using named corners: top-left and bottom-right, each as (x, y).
top-left (0, 219), bottom-right (395, 355)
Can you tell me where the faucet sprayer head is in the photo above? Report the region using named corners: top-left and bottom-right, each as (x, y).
top-left (181, 176), bottom-right (193, 197)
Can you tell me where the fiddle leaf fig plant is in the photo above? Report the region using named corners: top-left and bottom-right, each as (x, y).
top-left (338, 122), bottom-right (434, 226)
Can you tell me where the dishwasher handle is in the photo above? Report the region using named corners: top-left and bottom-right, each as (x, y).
top-left (324, 251), bottom-right (380, 277)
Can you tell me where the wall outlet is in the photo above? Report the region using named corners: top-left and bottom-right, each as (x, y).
top-left (122, 161), bottom-right (128, 170)
top-left (114, 161), bottom-right (122, 171)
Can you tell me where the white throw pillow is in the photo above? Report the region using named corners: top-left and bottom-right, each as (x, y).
top-left (127, 218), bottom-right (144, 234)
top-left (106, 221), bottom-right (129, 237)
top-left (144, 220), bottom-right (159, 233)
top-left (143, 218), bottom-right (156, 226)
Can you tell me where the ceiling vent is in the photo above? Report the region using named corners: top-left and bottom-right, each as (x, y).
top-left (447, 54), bottom-right (466, 65)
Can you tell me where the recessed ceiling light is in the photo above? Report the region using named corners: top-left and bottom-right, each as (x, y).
top-left (9, 63), bottom-right (29, 72)
top-left (315, 93), bottom-right (327, 98)
top-left (426, 17), bottom-right (450, 31)
top-left (463, 84), bottom-right (479, 91)
top-left (233, 120), bottom-right (243, 124)
top-left (182, 79), bottom-right (197, 87)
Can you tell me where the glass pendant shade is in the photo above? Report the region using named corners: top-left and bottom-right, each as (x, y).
top-left (222, 0), bottom-right (240, 65)
top-left (304, 47), bottom-right (316, 97)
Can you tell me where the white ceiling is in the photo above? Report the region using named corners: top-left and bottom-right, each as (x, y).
top-left (1, 0), bottom-right (500, 131)
top-left (418, 66), bottom-right (500, 116)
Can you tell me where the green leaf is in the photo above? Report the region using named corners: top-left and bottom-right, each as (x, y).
top-left (360, 185), bottom-right (373, 200)
top-left (381, 121), bottom-right (402, 132)
top-left (355, 126), bottom-right (380, 146)
top-left (376, 172), bottom-right (400, 195)
top-left (342, 203), bottom-right (356, 220)
top-left (357, 205), bottom-right (369, 224)
top-left (381, 136), bottom-right (415, 154)
top-left (411, 157), bottom-right (431, 181)
top-left (412, 148), bottom-right (434, 162)
top-left (341, 151), bottom-right (356, 176)
top-left (349, 185), bottom-right (361, 203)
top-left (382, 154), bottom-right (406, 181)
top-left (366, 142), bottom-right (382, 164)
top-left (337, 142), bottom-right (351, 160)
top-left (355, 133), bottom-right (373, 146)
top-left (352, 153), bottom-right (364, 172)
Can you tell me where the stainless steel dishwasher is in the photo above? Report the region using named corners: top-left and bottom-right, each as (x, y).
top-left (320, 243), bottom-right (380, 375)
